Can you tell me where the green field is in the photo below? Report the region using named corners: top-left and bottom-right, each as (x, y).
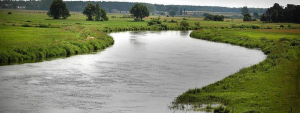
top-left (175, 29), bottom-right (300, 112)
top-left (0, 9), bottom-right (299, 112)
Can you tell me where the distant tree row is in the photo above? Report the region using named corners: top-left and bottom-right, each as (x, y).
top-left (204, 14), bottom-right (224, 21)
top-left (260, 3), bottom-right (300, 23)
top-left (83, 3), bottom-right (108, 21)
top-left (0, 1), bottom-right (267, 13)
top-left (46, 0), bottom-right (108, 21)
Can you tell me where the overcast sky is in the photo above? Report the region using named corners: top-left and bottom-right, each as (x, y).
top-left (75, 0), bottom-right (300, 8)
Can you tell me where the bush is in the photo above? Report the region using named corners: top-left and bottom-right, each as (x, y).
top-left (180, 21), bottom-right (189, 28)
top-left (148, 19), bottom-right (162, 26)
top-left (169, 19), bottom-right (177, 23)
top-left (22, 24), bottom-right (31, 27)
top-left (8, 12), bottom-right (12, 14)
top-left (163, 19), bottom-right (167, 22)
top-left (213, 105), bottom-right (230, 113)
top-left (195, 22), bottom-right (200, 27)
top-left (204, 14), bottom-right (224, 21)
top-left (279, 25), bottom-right (284, 28)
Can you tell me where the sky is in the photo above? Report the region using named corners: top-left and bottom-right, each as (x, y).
top-left (75, 0), bottom-right (300, 8)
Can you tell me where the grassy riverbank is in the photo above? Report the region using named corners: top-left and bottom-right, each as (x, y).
top-left (175, 29), bottom-right (300, 112)
top-left (1, 9), bottom-right (300, 112)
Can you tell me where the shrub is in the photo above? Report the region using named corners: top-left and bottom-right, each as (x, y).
top-left (169, 19), bottom-right (177, 23)
top-left (279, 25), bottom-right (284, 28)
top-left (183, 18), bottom-right (187, 20)
top-left (8, 12), bottom-right (12, 14)
top-left (180, 21), bottom-right (189, 28)
top-left (213, 105), bottom-right (230, 113)
top-left (148, 19), bottom-right (162, 26)
top-left (204, 14), bottom-right (224, 21)
top-left (38, 24), bottom-right (48, 28)
top-left (195, 22), bottom-right (200, 27)
top-left (22, 24), bottom-right (31, 27)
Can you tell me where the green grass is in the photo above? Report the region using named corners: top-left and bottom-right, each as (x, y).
top-left (0, 9), bottom-right (300, 112)
top-left (175, 29), bottom-right (300, 112)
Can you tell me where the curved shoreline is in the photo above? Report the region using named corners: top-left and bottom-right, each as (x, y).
top-left (175, 29), bottom-right (300, 112)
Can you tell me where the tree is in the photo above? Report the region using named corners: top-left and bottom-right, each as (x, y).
top-left (253, 12), bottom-right (260, 19)
top-left (169, 10), bottom-right (176, 17)
top-left (243, 13), bottom-right (252, 21)
top-left (179, 9), bottom-right (183, 15)
top-left (47, 0), bottom-right (70, 19)
top-left (83, 3), bottom-right (96, 21)
top-left (100, 8), bottom-right (109, 21)
top-left (261, 3), bottom-right (300, 23)
top-left (260, 14), bottom-right (267, 22)
top-left (95, 3), bottom-right (102, 21)
top-left (130, 4), bottom-right (149, 21)
top-left (180, 21), bottom-right (189, 28)
top-left (204, 14), bottom-right (224, 21)
top-left (241, 6), bottom-right (249, 16)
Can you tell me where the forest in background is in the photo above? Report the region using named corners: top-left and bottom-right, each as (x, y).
top-left (0, 0), bottom-right (267, 13)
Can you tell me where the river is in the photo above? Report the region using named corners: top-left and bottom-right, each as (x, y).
top-left (0, 31), bottom-right (266, 113)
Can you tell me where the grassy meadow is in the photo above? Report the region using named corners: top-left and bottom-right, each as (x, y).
top-left (0, 9), bottom-right (300, 112)
top-left (175, 29), bottom-right (300, 112)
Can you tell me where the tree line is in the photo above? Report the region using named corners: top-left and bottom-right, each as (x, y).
top-left (204, 14), bottom-right (224, 21)
top-left (260, 3), bottom-right (300, 23)
top-left (47, 1), bottom-right (149, 22)
top-left (0, 0), bottom-right (266, 13)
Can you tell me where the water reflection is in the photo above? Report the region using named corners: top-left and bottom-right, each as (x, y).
top-left (180, 30), bottom-right (190, 36)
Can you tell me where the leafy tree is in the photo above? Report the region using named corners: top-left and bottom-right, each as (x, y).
top-left (130, 4), bottom-right (150, 21)
top-left (95, 3), bottom-right (102, 21)
top-left (243, 13), bottom-right (252, 21)
top-left (180, 21), bottom-right (189, 28)
top-left (260, 14), bottom-right (267, 22)
top-left (260, 3), bottom-right (300, 23)
top-left (47, 0), bottom-right (70, 19)
top-left (204, 14), bottom-right (224, 21)
top-left (267, 3), bottom-right (285, 22)
top-left (253, 12), bottom-right (260, 19)
top-left (100, 8), bottom-right (109, 21)
top-left (169, 10), bottom-right (176, 17)
top-left (241, 6), bottom-right (249, 16)
top-left (83, 3), bottom-right (96, 21)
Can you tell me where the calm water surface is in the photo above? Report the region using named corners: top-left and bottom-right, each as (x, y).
top-left (0, 31), bottom-right (266, 113)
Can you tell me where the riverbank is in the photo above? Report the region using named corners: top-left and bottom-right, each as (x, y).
top-left (0, 25), bottom-right (114, 65)
top-left (175, 29), bottom-right (300, 112)
top-left (1, 10), bottom-right (300, 65)
top-left (1, 9), bottom-right (300, 112)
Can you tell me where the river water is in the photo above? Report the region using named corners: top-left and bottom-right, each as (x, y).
top-left (0, 31), bottom-right (266, 113)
